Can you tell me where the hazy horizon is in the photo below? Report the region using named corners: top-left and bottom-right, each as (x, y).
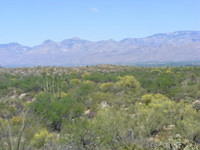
top-left (0, 30), bottom-right (199, 46)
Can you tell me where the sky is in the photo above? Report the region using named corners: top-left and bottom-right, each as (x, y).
top-left (0, 0), bottom-right (200, 46)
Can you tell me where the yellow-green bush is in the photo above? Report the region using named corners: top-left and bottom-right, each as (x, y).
top-left (31, 129), bottom-right (53, 148)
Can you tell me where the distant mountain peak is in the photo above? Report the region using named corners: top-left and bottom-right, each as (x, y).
top-left (1, 31), bottom-right (200, 67)
top-left (149, 31), bottom-right (200, 38)
top-left (42, 40), bottom-right (56, 44)
top-left (0, 42), bottom-right (21, 48)
top-left (70, 37), bottom-right (82, 40)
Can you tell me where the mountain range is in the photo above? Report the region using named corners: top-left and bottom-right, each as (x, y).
top-left (1, 31), bottom-right (200, 67)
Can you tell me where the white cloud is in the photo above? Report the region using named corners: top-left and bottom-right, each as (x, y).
top-left (90, 7), bottom-right (99, 13)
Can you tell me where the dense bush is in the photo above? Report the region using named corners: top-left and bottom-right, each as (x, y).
top-left (0, 66), bottom-right (200, 149)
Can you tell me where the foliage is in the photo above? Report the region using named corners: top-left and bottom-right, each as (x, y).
top-left (0, 65), bottom-right (200, 149)
top-left (31, 129), bottom-right (54, 148)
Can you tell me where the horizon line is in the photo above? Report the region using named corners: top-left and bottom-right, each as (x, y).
top-left (1, 30), bottom-right (200, 47)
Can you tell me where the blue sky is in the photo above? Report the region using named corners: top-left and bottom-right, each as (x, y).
top-left (0, 0), bottom-right (200, 46)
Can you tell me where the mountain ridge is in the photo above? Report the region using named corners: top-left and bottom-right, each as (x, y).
top-left (1, 31), bottom-right (200, 67)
